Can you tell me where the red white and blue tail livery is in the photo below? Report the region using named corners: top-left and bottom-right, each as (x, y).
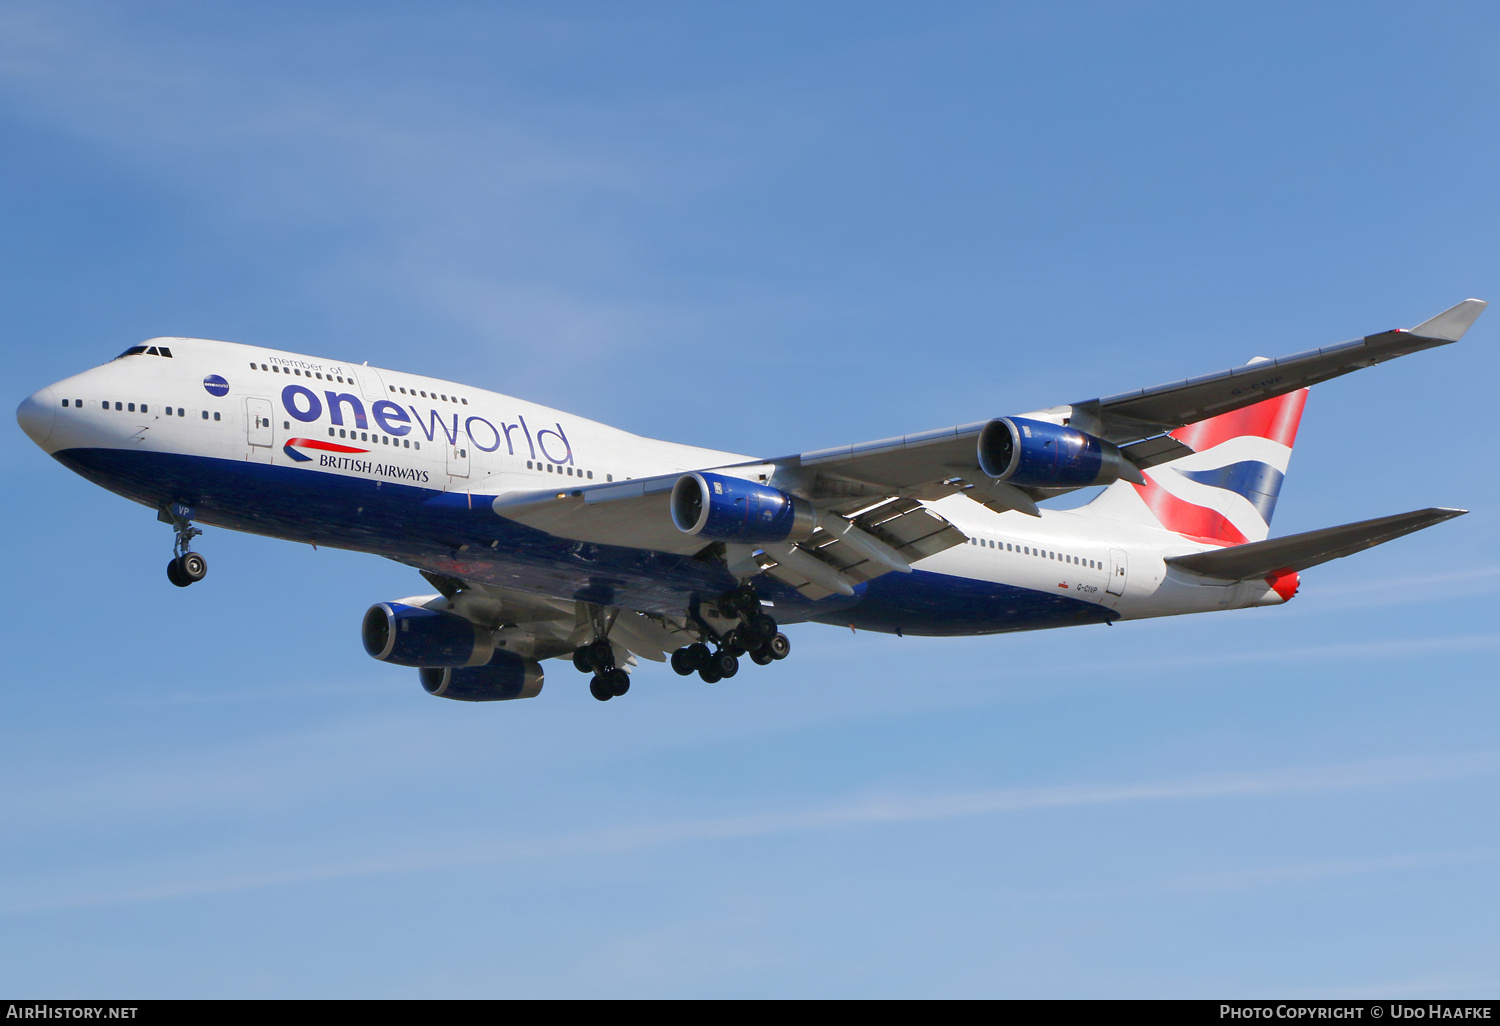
top-left (16, 301), bottom-right (1483, 704)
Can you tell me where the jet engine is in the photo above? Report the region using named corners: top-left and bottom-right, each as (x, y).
top-left (362, 601), bottom-right (494, 667)
top-left (418, 652), bottom-right (544, 702)
top-left (670, 471), bottom-right (816, 544)
top-left (977, 417), bottom-right (1137, 490)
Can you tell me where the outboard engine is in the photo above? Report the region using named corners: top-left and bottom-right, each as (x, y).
top-left (362, 601), bottom-right (494, 667)
top-left (671, 472), bottom-right (816, 543)
top-left (419, 651), bottom-right (544, 702)
top-left (977, 417), bottom-right (1137, 489)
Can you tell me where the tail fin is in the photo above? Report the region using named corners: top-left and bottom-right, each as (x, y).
top-left (1082, 386), bottom-right (1309, 545)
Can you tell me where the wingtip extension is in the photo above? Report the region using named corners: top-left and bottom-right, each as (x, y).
top-left (1409, 298), bottom-right (1487, 341)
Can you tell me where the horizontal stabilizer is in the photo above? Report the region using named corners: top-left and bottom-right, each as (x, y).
top-left (1166, 507), bottom-right (1467, 581)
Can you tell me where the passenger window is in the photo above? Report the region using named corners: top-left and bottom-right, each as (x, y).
top-left (179, 409), bottom-right (185, 417)
top-left (115, 402), bottom-right (122, 410)
top-left (586, 471), bottom-right (593, 479)
top-left (61, 399), bottom-right (68, 407)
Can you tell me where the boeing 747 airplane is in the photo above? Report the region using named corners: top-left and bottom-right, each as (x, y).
top-left (15, 300), bottom-right (1484, 702)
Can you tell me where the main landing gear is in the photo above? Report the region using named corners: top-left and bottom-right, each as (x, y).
top-left (670, 586), bottom-right (790, 684)
top-left (160, 503), bottom-right (207, 588)
top-left (571, 624), bottom-right (631, 702)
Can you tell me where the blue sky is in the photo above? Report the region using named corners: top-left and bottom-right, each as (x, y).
top-left (2, 1), bottom-right (1497, 997)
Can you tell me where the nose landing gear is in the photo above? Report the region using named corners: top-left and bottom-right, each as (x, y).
top-left (160, 503), bottom-right (207, 588)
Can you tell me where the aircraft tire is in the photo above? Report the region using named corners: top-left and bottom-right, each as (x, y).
top-left (573, 647), bottom-right (592, 673)
top-left (166, 558), bottom-right (190, 588)
top-left (768, 633), bottom-right (790, 660)
top-left (180, 552), bottom-right (208, 583)
top-left (605, 668), bottom-right (630, 696)
top-left (685, 642), bottom-right (712, 671)
top-left (698, 665), bottom-right (722, 684)
top-left (589, 676), bottom-right (612, 701)
top-left (750, 649), bottom-right (774, 666)
top-left (586, 638), bottom-right (614, 674)
top-left (714, 652), bottom-right (739, 679)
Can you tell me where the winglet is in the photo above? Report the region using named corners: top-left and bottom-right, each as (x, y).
top-left (1409, 298), bottom-right (1487, 341)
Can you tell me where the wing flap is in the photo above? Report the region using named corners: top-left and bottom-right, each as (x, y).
top-left (757, 498), bottom-right (968, 599)
top-left (1165, 507), bottom-right (1467, 581)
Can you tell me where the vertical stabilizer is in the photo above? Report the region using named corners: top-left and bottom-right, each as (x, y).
top-left (1081, 387), bottom-right (1308, 545)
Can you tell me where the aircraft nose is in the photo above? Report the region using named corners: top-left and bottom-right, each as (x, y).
top-left (16, 387), bottom-right (58, 448)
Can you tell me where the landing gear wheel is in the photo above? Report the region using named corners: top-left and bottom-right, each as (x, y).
top-left (179, 552), bottom-right (207, 583)
top-left (750, 613), bottom-right (777, 640)
top-left (768, 633), bottom-right (791, 660)
top-left (605, 668), bottom-right (630, 697)
top-left (750, 649), bottom-right (774, 666)
top-left (589, 676), bottom-right (613, 701)
top-left (573, 647), bottom-right (593, 674)
top-left (713, 651), bottom-right (739, 679)
top-left (670, 648), bottom-right (693, 675)
top-left (724, 629), bottom-right (747, 658)
top-left (698, 665), bottom-right (722, 684)
top-left (586, 638), bottom-right (615, 674)
top-left (166, 558), bottom-right (190, 588)
top-left (685, 642), bottom-right (712, 671)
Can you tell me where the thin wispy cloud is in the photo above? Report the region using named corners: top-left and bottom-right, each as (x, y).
top-left (7, 751), bottom-right (1494, 914)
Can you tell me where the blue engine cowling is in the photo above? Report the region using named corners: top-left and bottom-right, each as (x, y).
top-left (977, 417), bottom-right (1131, 489)
top-left (671, 472), bottom-right (816, 544)
top-left (418, 652), bottom-right (544, 702)
top-left (362, 602), bottom-right (494, 668)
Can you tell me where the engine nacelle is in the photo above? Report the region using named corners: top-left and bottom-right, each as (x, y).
top-left (362, 601), bottom-right (494, 668)
top-left (670, 471), bottom-right (815, 544)
top-left (418, 652), bottom-right (544, 702)
top-left (977, 417), bottom-right (1132, 490)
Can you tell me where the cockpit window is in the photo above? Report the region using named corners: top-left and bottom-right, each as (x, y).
top-left (113, 345), bottom-right (175, 360)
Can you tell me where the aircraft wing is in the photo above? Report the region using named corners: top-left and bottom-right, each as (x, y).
top-left (1090, 299), bottom-right (1487, 441)
top-left (1164, 507), bottom-right (1467, 581)
top-left (764, 299), bottom-right (1487, 512)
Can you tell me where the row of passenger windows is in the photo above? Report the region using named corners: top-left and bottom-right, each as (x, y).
top-left (323, 426), bottom-right (421, 449)
top-left (968, 535), bottom-right (1102, 570)
top-left (249, 360), bottom-right (473, 407)
top-left (251, 362), bottom-right (352, 385)
top-left (389, 384), bottom-right (467, 405)
top-left (526, 460), bottom-right (607, 480)
top-left (64, 398), bottom-right (220, 421)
